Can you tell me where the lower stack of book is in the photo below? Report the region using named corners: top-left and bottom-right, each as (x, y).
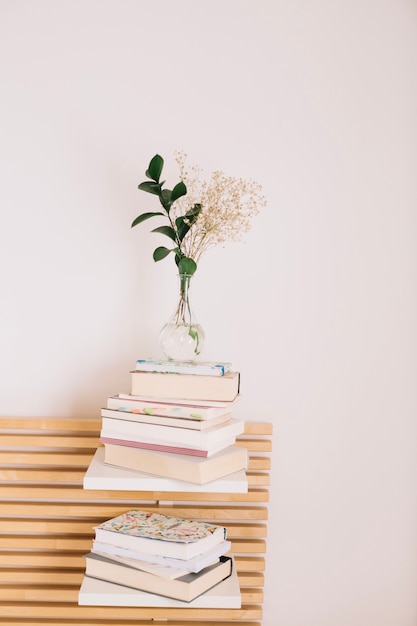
top-left (78, 509), bottom-right (241, 608)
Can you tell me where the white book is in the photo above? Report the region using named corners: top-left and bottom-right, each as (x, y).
top-left (100, 432), bottom-right (237, 457)
top-left (101, 407), bottom-right (232, 431)
top-left (115, 392), bottom-right (240, 409)
top-left (83, 448), bottom-right (248, 494)
top-left (100, 416), bottom-right (244, 448)
top-left (92, 539), bottom-right (232, 573)
top-left (92, 550), bottom-right (191, 579)
top-left (135, 358), bottom-right (232, 376)
top-left (78, 556), bottom-right (241, 608)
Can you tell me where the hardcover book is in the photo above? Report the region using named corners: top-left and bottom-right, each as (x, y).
top-left (130, 370), bottom-right (240, 402)
top-left (103, 442), bottom-right (248, 484)
top-left (84, 552), bottom-right (233, 602)
top-left (94, 510), bottom-right (227, 560)
top-left (135, 358), bottom-right (232, 377)
top-left (78, 556), bottom-right (241, 608)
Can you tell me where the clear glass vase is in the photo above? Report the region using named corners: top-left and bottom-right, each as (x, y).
top-left (159, 273), bottom-right (205, 362)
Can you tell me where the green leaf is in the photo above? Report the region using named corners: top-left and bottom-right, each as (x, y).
top-left (153, 246), bottom-right (172, 262)
top-left (175, 216), bottom-right (191, 242)
top-left (173, 248), bottom-right (182, 267)
top-left (160, 188), bottom-right (172, 212)
top-left (171, 181), bottom-right (187, 202)
top-left (178, 257), bottom-right (197, 275)
top-left (151, 225), bottom-right (177, 243)
top-left (185, 203), bottom-right (202, 223)
top-left (131, 211), bottom-right (164, 227)
top-left (146, 154), bottom-right (164, 182)
top-left (138, 181), bottom-right (161, 195)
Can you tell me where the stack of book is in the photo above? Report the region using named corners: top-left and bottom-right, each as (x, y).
top-left (96, 358), bottom-right (247, 486)
top-left (79, 509), bottom-right (240, 607)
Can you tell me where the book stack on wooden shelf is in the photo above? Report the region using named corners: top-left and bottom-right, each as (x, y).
top-left (86, 358), bottom-right (247, 490)
top-left (78, 509), bottom-right (240, 607)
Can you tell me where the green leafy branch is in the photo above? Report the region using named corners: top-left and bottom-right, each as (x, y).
top-left (131, 154), bottom-right (202, 276)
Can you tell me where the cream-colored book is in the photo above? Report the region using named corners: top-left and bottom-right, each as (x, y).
top-left (130, 370), bottom-right (240, 402)
top-left (78, 556), bottom-right (241, 608)
top-left (83, 553), bottom-right (233, 602)
top-left (103, 442), bottom-right (248, 485)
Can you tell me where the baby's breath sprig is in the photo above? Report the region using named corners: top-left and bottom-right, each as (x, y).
top-left (132, 153), bottom-right (266, 275)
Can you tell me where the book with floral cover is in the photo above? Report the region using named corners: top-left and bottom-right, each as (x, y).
top-left (107, 393), bottom-right (238, 417)
top-left (94, 510), bottom-right (227, 561)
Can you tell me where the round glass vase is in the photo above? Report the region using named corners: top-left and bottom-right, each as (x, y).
top-left (159, 273), bottom-right (205, 362)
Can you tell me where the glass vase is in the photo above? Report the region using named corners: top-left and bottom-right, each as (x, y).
top-left (159, 273), bottom-right (205, 361)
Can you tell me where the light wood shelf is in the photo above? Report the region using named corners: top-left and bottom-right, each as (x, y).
top-left (0, 416), bottom-right (272, 625)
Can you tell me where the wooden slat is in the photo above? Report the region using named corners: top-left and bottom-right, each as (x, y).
top-left (0, 585), bottom-right (263, 603)
top-left (0, 468), bottom-right (85, 482)
top-left (0, 569), bottom-right (265, 587)
top-left (0, 569), bottom-right (84, 584)
top-left (0, 467), bottom-right (269, 486)
top-left (0, 451), bottom-right (92, 466)
top-left (235, 439), bottom-right (272, 452)
top-left (0, 536), bottom-right (266, 554)
top-left (0, 621), bottom-right (262, 626)
top-left (0, 519), bottom-right (267, 537)
top-left (0, 552), bottom-right (265, 571)
top-left (0, 434), bottom-right (100, 447)
top-left (0, 602), bottom-right (263, 620)
top-left (0, 484), bottom-right (269, 502)
top-left (0, 416), bottom-right (272, 437)
top-left (248, 457), bottom-right (271, 470)
top-left (0, 417), bottom-right (100, 430)
top-left (0, 502), bottom-right (269, 519)
top-left (241, 422), bottom-right (272, 436)
top-left (0, 455), bottom-right (269, 473)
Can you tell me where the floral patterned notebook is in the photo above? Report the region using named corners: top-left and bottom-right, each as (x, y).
top-left (95, 510), bottom-right (226, 544)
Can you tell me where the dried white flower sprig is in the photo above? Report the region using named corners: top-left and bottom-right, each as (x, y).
top-left (132, 152), bottom-right (267, 276)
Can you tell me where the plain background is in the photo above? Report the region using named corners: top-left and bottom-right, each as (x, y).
top-left (1, 1), bottom-right (416, 624)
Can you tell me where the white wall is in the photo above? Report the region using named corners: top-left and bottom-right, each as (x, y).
top-left (1, 1), bottom-right (416, 624)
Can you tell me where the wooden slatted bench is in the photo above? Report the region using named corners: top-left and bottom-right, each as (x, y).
top-left (0, 416), bottom-right (272, 626)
